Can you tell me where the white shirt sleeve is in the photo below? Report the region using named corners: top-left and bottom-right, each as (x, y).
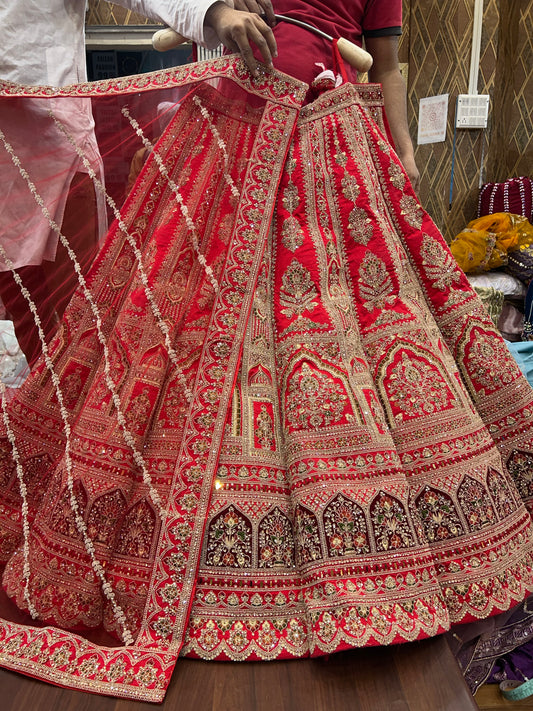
top-left (112, 0), bottom-right (234, 49)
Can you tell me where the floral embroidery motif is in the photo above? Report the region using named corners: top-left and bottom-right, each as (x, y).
top-left (359, 252), bottom-right (395, 311)
top-left (279, 260), bottom-right (319, 319)
top-left (323, 494), bottom-right (370, 556)
top-left (415, 487), bottom-right (464, 542)
top-left (458, 476), bottom-right (496, 530)
top-left (341, 172), bottom-right (360, 203)
top-left (388, 161), bottom-right (406, 190)
top-left (370, 493), bottom-right (414, 551)
top-left (294, 505), bottom-right (322, 566)
top-left (205, 506), bottom-right (252, 568)
top-left (487, 468), bottom-right (518, 519)
top-left (281, 215), bottom-right (305, 252)
top-left (420, 235), bottom-right (462, 291)
top-left (285, 361), bottom-right (349, 430)
top-left (348, 206), bottom-right (374, 244)
top-left (400, 195), bottom-right (424, 229)
top-left (506, 450), bottom-right (533, 499)
top-left (282, 182), bottom-right (300, 213)
top-left (87, 490), bottom-right (127, 546)
top-left (463, 332), bottom-right (517, 391)
top-left (258, 507), bottom-right (294, 568)
top-left (115, 500), bottom-right (156, 558)
top-left (381, 349), bottom-right (458, 421)
top-left (280, 150), bottom-right (304, 252)
top-left (253, 403), bottom-right (275, 450)
top-left (50, 481), bottom-right (88, 539)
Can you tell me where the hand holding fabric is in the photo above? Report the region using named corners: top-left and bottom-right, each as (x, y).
top-left (204, 1), bottom-right (277, 75)
top-left (233, 0), bottom-right (276, 27)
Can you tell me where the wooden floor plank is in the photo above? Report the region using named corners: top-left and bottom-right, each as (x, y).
top-left (0, 636), bottom-right (478, 710)
top-left (476, 683), bottom-right (533, 710)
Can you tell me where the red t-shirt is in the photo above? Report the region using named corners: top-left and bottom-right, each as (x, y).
top-left (272, 0), bottom-right (402, 85)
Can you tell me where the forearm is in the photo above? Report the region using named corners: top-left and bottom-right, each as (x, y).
top-left (366, 35), bottom-right (420, 192)
top-left (372, 68), bottom-right (414, 163)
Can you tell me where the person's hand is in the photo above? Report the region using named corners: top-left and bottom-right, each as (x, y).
top-left (233, 0), bottom-right (276, 27)
top-left (399, 152), bottom-right (421, 194)
top-left (204, 2), bottom-right (277, 77)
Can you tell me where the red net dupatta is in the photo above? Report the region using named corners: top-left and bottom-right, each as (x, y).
top-left (0, 57), bottom-right (304, 701)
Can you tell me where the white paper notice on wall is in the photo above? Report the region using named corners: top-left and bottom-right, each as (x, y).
top-left (417, 94), bottom-right (449, 145)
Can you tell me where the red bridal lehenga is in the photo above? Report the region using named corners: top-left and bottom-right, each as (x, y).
top-left (1, 55), bottom-right (533, 701)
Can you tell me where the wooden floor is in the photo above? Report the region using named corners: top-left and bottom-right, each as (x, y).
top-left (0, 635), bottom-right (479, 710)
top-left (476, 683), bottom-right (533, 710)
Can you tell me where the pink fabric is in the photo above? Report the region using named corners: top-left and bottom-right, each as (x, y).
top-left (0, 97), bottom-right (103, 271)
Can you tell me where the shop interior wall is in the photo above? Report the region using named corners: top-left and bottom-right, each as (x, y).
top-left (89, 1), bottom-right (533, 241)
top-left (400, 0), bottom-right (533, 240)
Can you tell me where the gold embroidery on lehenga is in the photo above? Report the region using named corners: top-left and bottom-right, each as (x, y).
top-left (400, 194), bottom-right (424, 229)
top-left (388, 160), bottom-right (406, 190)
top-left (284, 360), bottom-right (350, 430)
top-left (384, 350), bottom-right (458, 420)
top-left (294, 505), bottom-right (322, 565)
top-left (457, 476), bottom-right (496, 530)
top-left (506, 450), bottom-right (533, 499)
top-left (420, 234), bottom-right (462, 291)
top-left (359, 252), bottom-right (395, 311)
top-left (323, 494), bottom-right (370, 556)
top-left (205, 505), bottom-right (253, 568)
top-left (415, 486), bottom-right (465, 542)
top-left (279, 260), bottom-right (319, 319)
top-left (258, 506), bottom-right (294, 567)
top-left (370, 492), bottom-right (415, 551)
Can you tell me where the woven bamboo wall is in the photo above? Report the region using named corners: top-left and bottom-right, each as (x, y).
top-left (402, 0), bottom-right (533, 239)
top-left (86, 1), bottom-right (159, 26)
top-left (484, 1), bottom-right (533, 184)
top-left (87, 2), bottom-right (533, 240)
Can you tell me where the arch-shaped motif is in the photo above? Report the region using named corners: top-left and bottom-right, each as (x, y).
top-left (58, 363), bottom-right (90, 410)
top-left (115, 498), bottom-right (157, 559)
top-left (415, 486), bottom-right (464, 543)
top-left (109, 249), bottom-right (136, 290)
top-left (294, 504), bottom-right (323, 567)
top-left (50, 480), bottom-right (88, 539)
top-left (158, 376), bottom-right (190, 429)
top-left (257, 506), bottom-right (294, 568)
top-left (456, 319), bottom-right (520, 397)
top-left (323, 493), bottom-right (371, 557)
top-left (204, 505), bottom-right (252, 568)
top-left (369, 491), bottom-right (414, 551)
top-left (506, 449), bottom-right (533, 500)
top-left (457, 475), bottom-right (496, 531)
top-left (166, 248), bottom-right (193, 303)
top-left (282, 352), bottom-right (361, 432)
top-left (376, 340), bottom-right (460, 424)
top-left (139, 344), bottom-right (169, 369)
top-left (248, 364), bottom-right (273, 388)
top-left (22, 452), bottom-right (56, 503)
top-left (87, 489), bottom-right (128, 546)
top-left (487, 467), bottom-right (519, 519)
top-left (123, 383), bottom-right (158, 436)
